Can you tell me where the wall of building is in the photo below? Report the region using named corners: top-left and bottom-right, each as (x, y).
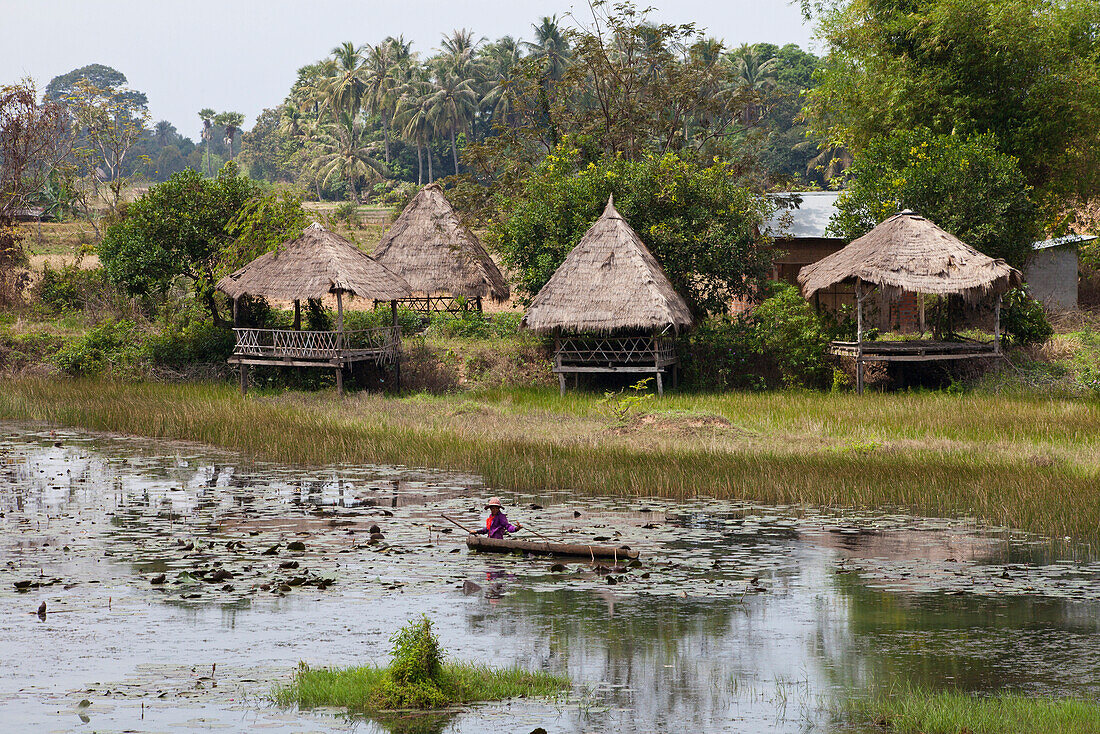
top-left (1024, 246), bottom-right (1078, 311)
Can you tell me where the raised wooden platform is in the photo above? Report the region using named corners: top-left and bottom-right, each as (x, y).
top-left (229, 326), bottom-right (400, 395)
top-left (829, 340), bottom-right (999, 362)
top-left (553, 335), bottom-right (678, 395)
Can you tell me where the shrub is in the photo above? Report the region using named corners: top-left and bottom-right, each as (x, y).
top-left (427, 309), bottom-right (522, 339)
top-left (368, 616), bottom-right (449, 710)
top-left (1001, 288), bottom-right (1054, 347)
top-left (681, 316), bottom-right (766, 391)
top-left (344, 306), bottom-right (423, 336)
top-left (752, 282), bottom-right (832, 387)
top-left (145, 322), bottom-right (235, 367)
top-left (33, 263), bottom-right (125, 316)
top-left (53, 319), bottom-right (143, 376)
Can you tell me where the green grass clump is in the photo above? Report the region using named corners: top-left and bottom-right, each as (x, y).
top-left (273, 616), bottom-right (568, 715)
top-left (847, 687), bottom-right (1100, 734)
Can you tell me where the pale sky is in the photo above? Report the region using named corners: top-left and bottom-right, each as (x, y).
top-left (4, 0), bottom-right (815, 139)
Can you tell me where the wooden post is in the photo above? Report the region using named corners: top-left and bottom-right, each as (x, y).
top-left (994, 294), bottom-right (1003, 354)
top-left (555, 337), bottom-right (565, 396)
top-left (855, 279), bottom-right (865, 395)
top-left (232, 297), bottom-right (240, 327)
top-left (239, 363), bottom-right (247, 396)
top-left (475, 296), bottom-right (482, 313)
top-left (335, 366), bottom-right (344, 397)
top-left (293, 300), bottom-right (301, 330)
top-left (653, 331), bottom-right (662, 396)
top-left (919, 293), bottom-right (926, 336)
top-left (391, 300), bottom-right (401, 392)
top-left (336, 291), bottom-right (344, 351)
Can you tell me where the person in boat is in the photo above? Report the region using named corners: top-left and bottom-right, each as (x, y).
top-left (474, 497), bottom-right (521, 539)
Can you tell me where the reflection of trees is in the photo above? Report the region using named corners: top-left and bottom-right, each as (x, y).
top-left (817, 572), bottom-right (1100, 696)
top-left (465, 587), bottom-right (746, 733)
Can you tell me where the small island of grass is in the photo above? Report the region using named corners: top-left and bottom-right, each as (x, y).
top-left (847, 687), bottom-right (1100, 734)
top-left (274, 616), bottom-right (569, 717)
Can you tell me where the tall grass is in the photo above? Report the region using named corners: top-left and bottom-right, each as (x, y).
top-left (846, 686), bottom-right (1100, 734)
top-left (2, 378), bottom-right (1098, 540)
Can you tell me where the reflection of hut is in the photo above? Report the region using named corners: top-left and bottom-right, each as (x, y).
top-left (216, 222), bottom-right (411, 396)
top-left (522, 196), bottom-right (693, 395)
top-left (372, 183), bottom-right (509, 313)
top-left (798, 211), bottom-right (1021, 393)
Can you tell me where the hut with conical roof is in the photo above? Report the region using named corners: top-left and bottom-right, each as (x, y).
top-left (373, 183), bottom-right (509, 313)
top-left (216, 222), bottom-right (412, 395)
top-left (797, 211), bottom-right (1021, 393)
top-left (522, 196), bottom-right (692, 395)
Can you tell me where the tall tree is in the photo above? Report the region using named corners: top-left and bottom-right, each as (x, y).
top-left (311, 112), bottom-right (387, 201)
top-left (198, 108), bottom-right (216, 175)
top-left (215, 111), bottom-right (245, 158)
top-left (68, 79), bottom-right (150, 209)
top-left (426, 69), bottom-right (479, 173)
top-left (805, 0), bottom-right (1100, 206)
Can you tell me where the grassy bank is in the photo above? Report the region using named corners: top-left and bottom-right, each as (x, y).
top-left (1, 378), bottom-right (1098, 539)
top-left (847, 688), bottom-right (1100, 734)
top-left (273, 663), bottom-right (568, 712)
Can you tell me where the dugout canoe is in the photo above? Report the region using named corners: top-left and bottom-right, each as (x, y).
top-left (466, 534), bottom-right (639, 560)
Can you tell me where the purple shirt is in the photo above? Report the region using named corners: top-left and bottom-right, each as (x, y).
top-left (476, 512), bottom-right (518, 539)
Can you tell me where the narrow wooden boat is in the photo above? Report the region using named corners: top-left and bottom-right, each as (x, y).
top-left (466, 534), bottom-right (639, 560)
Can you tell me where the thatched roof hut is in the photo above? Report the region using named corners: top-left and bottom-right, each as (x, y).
top-left (797, 211), bottom-right (1021, 303)
top-left (373, 183), bottom-right (510, 302)
top-left (217, 222), bottom-right (411, 302)
top-left (522, 196), bottom-right (693, 334)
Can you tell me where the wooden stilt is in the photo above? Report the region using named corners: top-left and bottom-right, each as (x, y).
top-left (293, 300), bottom-right (301, 330)
top-left (656, 371), bottom-right (664, 396)
top-left (855, 279), bottom-right (865, 395)
top-left (239, 364), bottom-right (247, 396)
top-left (391, 300), bottom-right (401, 391)
top-left (558, 373), bottom-right (566, 396)
top-left (336, 366), bottom-right (344, 397)
top-left (994, 294), bottom-right (1003, 354)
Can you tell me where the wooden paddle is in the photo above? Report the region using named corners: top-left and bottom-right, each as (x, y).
top-left (440, 514), bottom-right (475, 534)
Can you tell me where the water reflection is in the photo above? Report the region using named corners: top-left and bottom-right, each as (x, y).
top-left (3, 422), bottom-right (1100, 734)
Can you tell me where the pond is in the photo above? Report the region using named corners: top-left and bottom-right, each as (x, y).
top-left (1, 421), bottom-right (1099, 733)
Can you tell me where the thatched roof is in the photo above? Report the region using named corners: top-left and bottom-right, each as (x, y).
top-left (522, 196), bottom-right (693, 334)
top-left (373, 183), bottom-right (510, 301)
top-left (217, 222), bottom-right (411, 301)
top-left (798, 211), bottom-right (1021, 302)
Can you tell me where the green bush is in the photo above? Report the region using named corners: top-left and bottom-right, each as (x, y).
top-left (145, 322), bottom-right (235, 367)
top-left (33, 264), bottom-right (115, 314)
top-left (681, 316), bottom-right (766, 391)
top-left (343, 306), bottom-right (423, 336)
top-left (389, 616), bottom-right (444, 685)
top-left (752, 282), bottom-right (832, 387)
top-left (53, 319), bottom-right (143, 376)
top-left (1001, 288), bottom-right (1054, 347)
top-left (682, 283), bottom-right (832, 390)
top-left (428, 309), bottom-right (522, 339)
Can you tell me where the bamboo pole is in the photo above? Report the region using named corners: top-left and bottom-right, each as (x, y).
top-left (855, 279), bottom-right (865, 395)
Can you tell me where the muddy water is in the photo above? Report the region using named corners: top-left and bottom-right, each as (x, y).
top-left (2, 422), bottom-right (1099, 733)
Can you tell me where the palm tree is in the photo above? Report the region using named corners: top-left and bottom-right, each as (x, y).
top-left (198, 108), bottom-right (216, 175)
top-left (364, 37), bottom-right (413, 165)
top-left (727, 44), bottom-right (778, 125)
top-left (425, 69), bottom-right (479, 174)
top-left (311, 112), bottom-right (387, 202)
top-left (481, 37), bottom-right (524, 129)
top-left (154, 120), bottom-right (176, 147)
top-left (439, 28), bottom-right (486, 78)
top-left (395, 71), bottom-right (438, 184)
top-left (318, 42), bottom-right (369, 120)
top-left (524, 16), bottom-right (570, 81)
top-left (215, 111), bottom-right (245, 159)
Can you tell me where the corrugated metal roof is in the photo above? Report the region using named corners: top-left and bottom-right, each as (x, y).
top-left (765, 191), bottom-right (842, 239)
top-left (1031, 234), bottom-right (1096, 251)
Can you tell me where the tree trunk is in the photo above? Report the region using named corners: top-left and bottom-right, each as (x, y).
top-left (348, 173), bottom-right (359, 204)
top-left (204, 291), bottom-right (222, 326)
top-left (382, 116), bottom-right (391, 164)
top-left (417, 145), bottom-right (423, 185)
top-left (427, 145), bottom-right (433, 182)
top-left (450, 128), bottom-right (458, 174)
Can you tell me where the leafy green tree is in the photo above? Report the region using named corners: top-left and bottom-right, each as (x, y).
top-left (806, 0), bottom-right (1100, 204)
top-left (488, 146), bottom-right (772, 316)
top-left (67, 79), bottom-right (150, 209)
top-left (97, 163), bottom-right (294, 324)
top-left (238, 106), bottom-right (300, 181)
top-left (830, 128), bottom-right (1038, 267)
top-left (45, 64), bottom-right (148, 109)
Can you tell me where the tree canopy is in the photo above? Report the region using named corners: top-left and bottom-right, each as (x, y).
top-left (830, 128), bottom-right (1038, 267)
top-left (806, 0), bottom-right (1100, 206)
